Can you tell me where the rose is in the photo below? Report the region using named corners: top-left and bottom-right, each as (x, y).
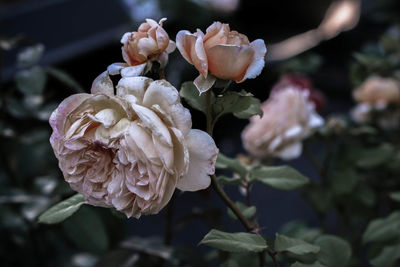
top-left (176, 21), bottom-right (266, 93)
top-left (351, 76), bottom-right (400, 128)
top-left (49, 72), bottom-right (218, 218)
top-left (271, 73), bottom-right (326, 112)
top-left (107, 18), bottom-right (176, 78)
top-left (242, 86), bottom-right (323, 160)
top-left (353, 76), bottom-right (400, 107)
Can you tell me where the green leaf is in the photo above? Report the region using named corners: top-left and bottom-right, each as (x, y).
top-left (315, 235), bottom-right (352, 267)
top-left (46, 67), bottom-right (85, 93)
top-left (38, 194), bottom-right (86, 224)
top-left (274, 234), bottom-right (320, 255)
top-left (63, 206), bottom-right (108, 252)
top-left (216, 153), bottom-right (247, 178)
top-left (199, 229), bottom-right (268, 253)
top-left (389, 191), bottom-right (400, 202)
top-left (250, 166), bottom-right (310, 190)
top-left (362, 211), bottom-right (400, 244)
top-left (233, 96), bottom-right (263, 119)
top-left (213, 90), bottom-right (259, 120)
top-left (291, 262), bottom-right (327, 267)
top-left (217, 175), bottom-right (242, 186)
top-left (370, 244), bottom-right (400, 267)
top-left (331, 168), bottom-right (358, 195)
top-left (180, 81), bottom-right (213, 113)
top-left (356, 144), bottom-right (394, 169)
top-left (227, 202), bottom-right (256, 221)
top-left (15, 66), bottom-right (47, 95)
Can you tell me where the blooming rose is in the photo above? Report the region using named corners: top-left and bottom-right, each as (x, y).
top-left (49, 72), bottom-right (218, 218)
top-left (351, 76), bottom-right (400, 128)
top-left (107, 18), bottom-right (176, 77)
top-left (242, 87), bottom-right (323, 160)
top-left (176, 22), bottom-right (267, 93)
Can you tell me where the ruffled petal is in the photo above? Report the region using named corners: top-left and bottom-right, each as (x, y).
top-left (107, 62), bottom-right (128, 75)
top-left (177, 129), bottom-right (218, 191)
top-left (91, 71), bottom-right (114, 95)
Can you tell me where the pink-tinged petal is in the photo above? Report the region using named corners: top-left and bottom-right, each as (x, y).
top-left (107, 62), bottom-right (128, 75)
top-left (158, 52), bottom-right (169, 68)
top-left (203, 22), bottom-right (230, 50)
top-left (194, 74), bottom-right (217, 94)
top-left (143, 80), bottom-right (192, 135)
top-left (120, 63), bottom-right (147, 77)
top-left (155, 25), bottom-right (169, 51)
top-left (116, 76), bottom-right (151, 103)
top-left (170, 127), bottom-right (189, 176)
top-left (120, 32), bottom-right (131, 44)
top-left (91, 71), bottom-right (114, 95)
top-left (166, 40), bottom-right (176, 53)
top-left (137, 37), bottom-right (158, 58)
top-left (177, 129), bottom-right (218, 191)
top-left (49, 93), bottom-right (90, 149)
top-left (240, 39), bottom-right (267, 82)
top-left (176, 30), bottom-right (208, 77)
top-left (207, 44), bottom-right (254, 81)
top-left (131, 103), bottom-right (173, 147)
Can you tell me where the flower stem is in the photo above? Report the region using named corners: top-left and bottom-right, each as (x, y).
top-left (204, 89), bottom-right (280, 267)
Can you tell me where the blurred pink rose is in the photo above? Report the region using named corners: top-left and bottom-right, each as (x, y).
top-left (242, 86), bottom-right (323, 160)
top-left (107, 18), bottom-right (176, 78)
top-left (176, 22), bottom-right (266, 93)
top-left (272, 73), bottom-right (326, 112)
top-left (49, 73), bottom-right (217, 218)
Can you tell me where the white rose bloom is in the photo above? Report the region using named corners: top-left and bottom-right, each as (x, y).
top-left (49, 71), bottom-right (218, 218)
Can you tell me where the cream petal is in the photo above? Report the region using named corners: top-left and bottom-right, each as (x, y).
top-left (131, 103), bottom-right (173, 147)
top-left (117, 76), bottom-right (152, 103)
top-left (143, 80), bottom-right (192, 135)
top-left (166, 40), bottom-right (176, 53)
top-left (207, 44), bottom-right (255, 82)
top-left (120, 63), bottom-right (147, 77)
top-left (127, 122), bottom-right (159, 162)
top-left (170, 127), bottom-right (189, 176)
top-left (137, 37), bottom-right (158, 58)
top-left (88, 108), bottom-right (120, 128)
top-left (121, 32), bottom-right (131, 44)
top-left (107, 62), bottom-right (129, 75)
top-left (277, 142), bottom-right (303, 160)
top-left (203, 21), bottom-right (229, 50)
top-left (194, 74), bottom-right (217, 94)
top-left (177, 129), bottom-right (218, 191)
top-left (309, 113), bottom-right (324, 128)
top-left (49, 93), bottom-right (91, 148)
top-left (240, 39), bottom-right (267, 82)
top-left (91, 71), bottom-right (114, 95)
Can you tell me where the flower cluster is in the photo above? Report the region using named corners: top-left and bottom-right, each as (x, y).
top-left (49, 19), bottom-right (219, 218)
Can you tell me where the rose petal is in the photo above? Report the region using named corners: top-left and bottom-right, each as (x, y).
top-left (177, 129), bottom-right (218, 191)
top-left (176, 30), bottom-right (208, 77)
top-left (91, 71), bottom-right (114, 95)
top-left (120, 63), bottom-right (147, 77)
top-left (117, 76), bottom-right (152, 103)
top-left (194, 74), bottom-right (217, 94)
top-left (207, 44), bottom-right (254, 82)
top-left (107, 62), bottom-right (128, 75)
top-left (277, 142), bottom-right (302, 160)
top-left (143, 80), bottom-right (192, 135)
top-left (240, 39), bottom-right (267, 82)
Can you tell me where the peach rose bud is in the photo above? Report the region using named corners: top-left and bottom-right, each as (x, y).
top-left (176, 22), bottom-right (267, 93)
top-left (108, 18), bottom-right (176, 77)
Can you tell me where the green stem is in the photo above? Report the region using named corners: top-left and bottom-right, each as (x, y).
top-left (205, 89), bottom-right (279, 267)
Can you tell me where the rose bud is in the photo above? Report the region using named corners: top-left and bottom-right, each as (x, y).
top-left (49, 73), bottom-right (218, 218)
top-left (242, 86), bottom-right (324, 160)
top-left (108, 18), bottom-right (176, 77)
top-left (176, 22), bottom-right (266, 93)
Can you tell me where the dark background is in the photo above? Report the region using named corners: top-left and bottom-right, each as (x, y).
top-left (0, 0), bottom-right (398, 266)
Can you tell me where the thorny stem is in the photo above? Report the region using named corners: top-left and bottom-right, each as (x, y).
top-left (205, 89), bottom-right (280, 267)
